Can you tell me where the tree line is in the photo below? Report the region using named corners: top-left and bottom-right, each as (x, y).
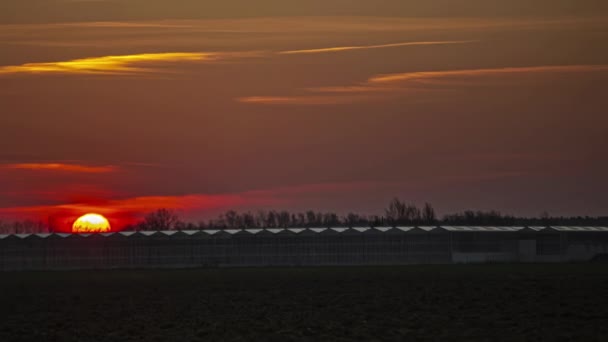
top-left (1, 198), bottom-right (607, 233)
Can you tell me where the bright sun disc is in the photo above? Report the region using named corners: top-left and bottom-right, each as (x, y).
top-left (72, 213), bottom-right (111, 233)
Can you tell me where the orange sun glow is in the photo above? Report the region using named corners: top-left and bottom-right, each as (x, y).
top-left (72, 213), bottom-right (111, 233)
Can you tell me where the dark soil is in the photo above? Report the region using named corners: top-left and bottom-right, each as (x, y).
top-left (1, 264), bottom-right (607, 341)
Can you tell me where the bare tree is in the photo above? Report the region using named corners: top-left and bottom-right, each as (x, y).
top-left (142, 209), bottom-right (179, 230)
top-left (344, 213), bottom-right (361, 227)
top-left (256, 210), bottom-right (269, 227)
top-left (267, 211), bottom-right (277, 228)
top-left (422, 203), bottom-right (436, 225)
top-left (277, 211), bottom-right (291, 228)
top-left (322, 213), bottom-right (340, 227)
top-left (385, 198), bottom-right (424, 225)
top-left (223, 210), bottom-right (238, 228)
top-left (385, 198), bottom-right (407, 225)
top-left (306, 211), bottom-right (316, 227)
top-left (242, 212), bottom-right (256, 228)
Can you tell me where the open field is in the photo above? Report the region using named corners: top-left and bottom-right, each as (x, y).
top-left (1, 264), bottom-right (608, 341)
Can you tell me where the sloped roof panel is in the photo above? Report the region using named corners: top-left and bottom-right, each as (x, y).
top-left (224, 229), bottom-right (242, 235)
top-left (491, 226), bottom-right (524, 232)
top-left (551, 226), bottom-right (608, 232)
top-left (309, 228), bottom-right (327, 233)
top-left (331, 228), bottom-right (349, 233)
top-left (243, 229), bottom-right (263, 235)
top-left (550, 226), bottom-right (577, 231)
top-left (34, 233), bottom-right (53, 238)
top-left (442, 226), bottom-right (522, 232)
top-left (287, 228), bottom-right (306, 234)
top-left (441, 226), bottom-right (464, 231)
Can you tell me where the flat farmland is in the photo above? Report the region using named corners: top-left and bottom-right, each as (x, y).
top-left (1, 264), bottom-right (607, 341)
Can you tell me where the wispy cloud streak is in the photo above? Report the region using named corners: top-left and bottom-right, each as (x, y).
top-left (1, 163), bottom-right (118, 173)
top-left (237, 95), bottom-right (375, 105)
top-left (280, 40), bottom-right (475, 55)
top-left (0, 39), bottom-right (476, 77)
top-left (240, 64), bottom-right (608, 105)
top-left (367, 65), bottom-right (608, 84)
top-left (0, 52), bottom-right (259, 76)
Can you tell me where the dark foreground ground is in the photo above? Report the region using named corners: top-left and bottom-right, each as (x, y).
top-left (1, 264), bottom-right (607, 342)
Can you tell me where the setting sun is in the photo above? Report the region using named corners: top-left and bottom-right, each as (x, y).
top-left (72, 213), bottom-right (111, 233)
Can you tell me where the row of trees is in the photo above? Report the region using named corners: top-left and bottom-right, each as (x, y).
top-left (1, 198), bottom-right (607, 233)
top-left (130, 199), bottom-right (436, 230)
top-left (131, 198), bottom-right (607, 230)
top-left (0, 220), bottom-right (48, 234)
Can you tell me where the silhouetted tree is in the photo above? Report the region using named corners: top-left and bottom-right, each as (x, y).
top-left (267, 211), bottom-right (277, 228)
top-left (277, 211), bottom-right (291, 228)
top-left (306, 211), bottom-right (316, 227)
top-left (385, 198), bottom-right (406, 224)
top-left (344, 213), bottom-right (362, 227)
top-left (141, 209), bottom-right (179, 230)
top-left (422, 203), bottom-right (436, 225)
top-left (223, 210), bottom-right (238, 228)
top-left (255, 210), bottom-right (267, 227)
top-left (385, 198), bottom-right (422, 225)
top-left (0, 220), bottom-right (49, 234)
top-left (242, 212), bottom-right (256, 228)
top-left (175, 221), bottom-right (187, 230)
top-left (320, 213), bottom-right (337, 227)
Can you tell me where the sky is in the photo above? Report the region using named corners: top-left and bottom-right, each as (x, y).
top-left (1, 0), bottom-right (607, 229)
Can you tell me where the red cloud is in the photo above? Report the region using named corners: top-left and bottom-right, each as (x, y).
top-left (0, 192), bottom-right (284, 232)
top-left (1, 163), bottom-right (118, 173)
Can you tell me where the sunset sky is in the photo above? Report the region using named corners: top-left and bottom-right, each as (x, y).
top-left (1, 0), bottom-right (607, 228)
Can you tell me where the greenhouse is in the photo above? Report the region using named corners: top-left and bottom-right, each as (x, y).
top-left (1, 226), bottom-right (608, 270)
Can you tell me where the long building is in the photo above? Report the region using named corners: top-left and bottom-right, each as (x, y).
top-left (1, 226), bottom-right (608, 270)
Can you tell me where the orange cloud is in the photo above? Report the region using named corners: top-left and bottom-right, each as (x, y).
top-left (0, 192), bottom-right (281, 216)
top-left (0, 52), bottom-right (261, 76)
top-left (0, 192), bottom-right (283, 232)
top-left (1, 163), bottom-right (118, 173)
top-left (3, 16), bottom-right (602, 39)
top-left (1, 16), bottom-right (605, 53)
top-left (279, 40), bottom-right (475, 55)
top-left (0, 40), bottom-right (472, 77)
top-left (241, 64), bottom-right (608, 105)
top-left (366, 65), bottom-right (608, 84)
top-left (237, 95), bottom-right (374, 105)
top-left (8, 183), bottom-right (375, 218)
